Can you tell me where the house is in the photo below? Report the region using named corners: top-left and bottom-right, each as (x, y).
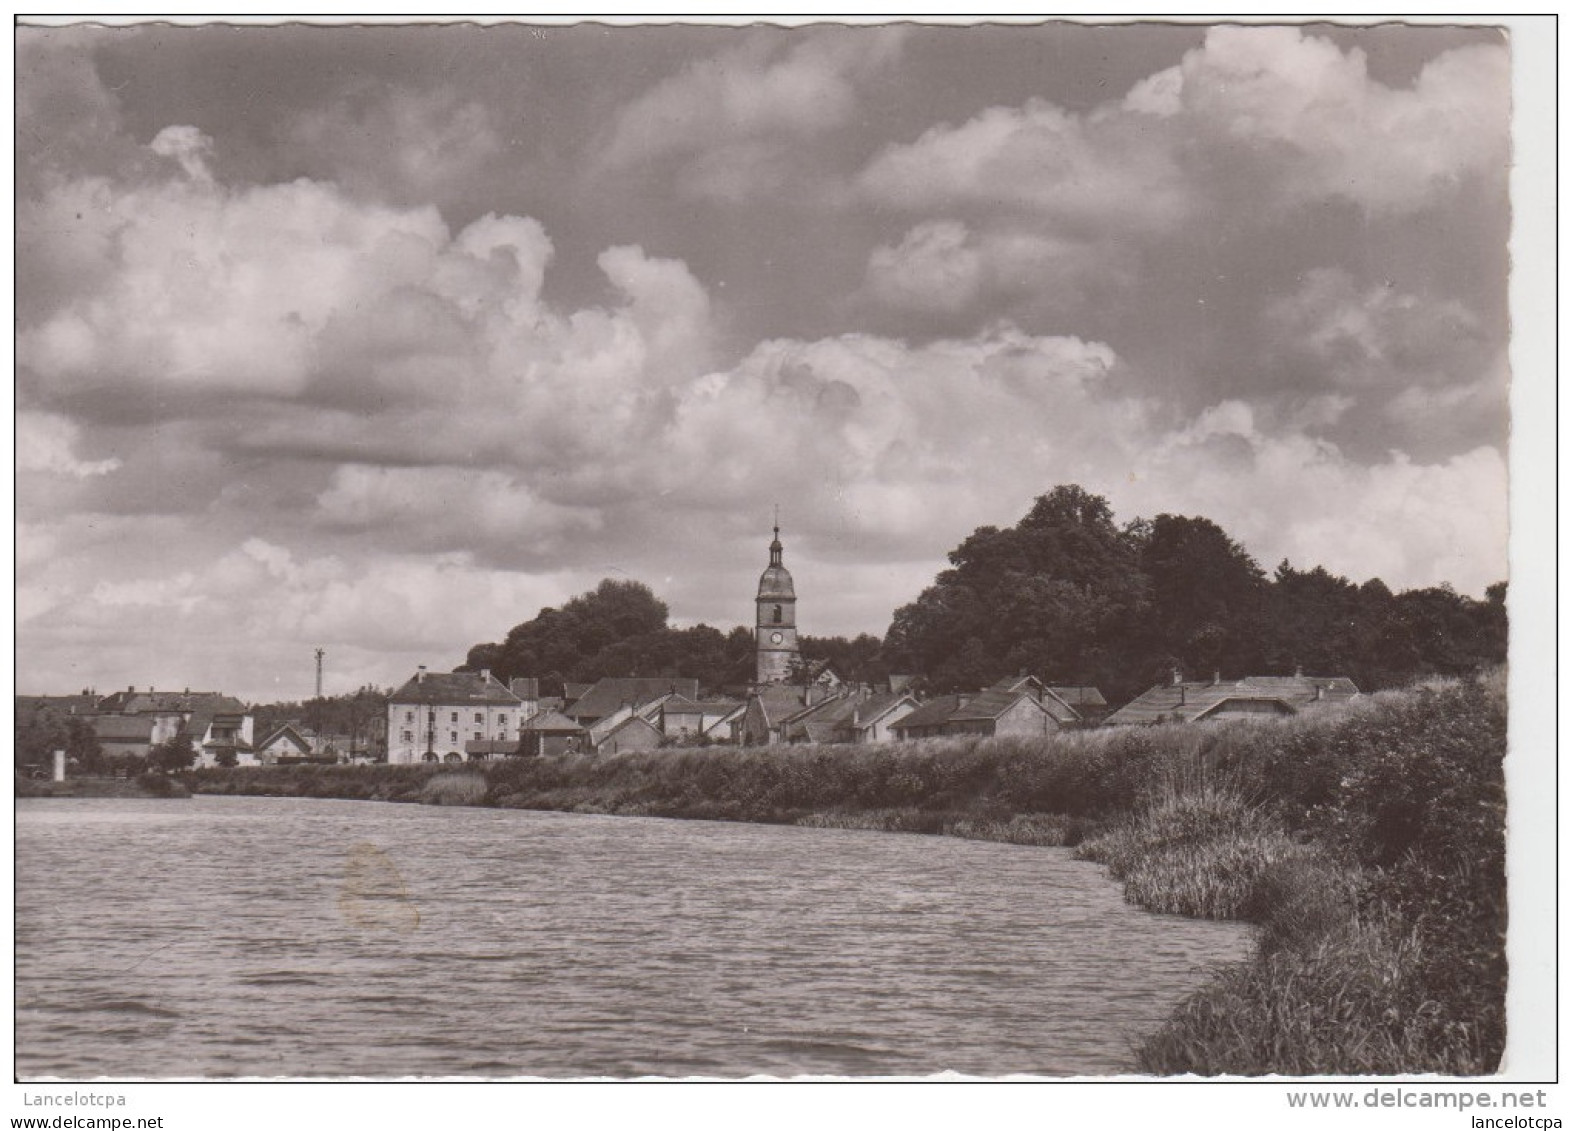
top-left (838, 691), bottom-right (919, 744)
top-left (190, 708), bottom-right (256, 768)
top-left (591, 714), bottom-right (663, 756)
top-left (1103, 672), bottom-right (1361, 727)
top-left (562, 677), bottom-right (701, 727)
top-left (386, 667), bottom-right (527, 764)
top-left (734, 684), bottom-right (919, 747)
top-left (519, 709), bottom-right (585, 757)
top-left (92, 714), bottom-right (158, 759)
top-left (702, 702), bottom-right (746, 741)
top-left (984, 675), bottom-right (1083, 722)
top-left (890, 682), bottom-right (1077, 742)
top-left (944, 688), bottom-right (1072, 737)
top-left (737, 684), bottom-right (825, 746)
top-left (1050, 685), bottom-right (1109, 724)
top-left (657, 695), bottom-right (742, 742)
top-left (89, 687), bottom-right (254, 762)
top-left (252, 723), bottom-right (314, 766)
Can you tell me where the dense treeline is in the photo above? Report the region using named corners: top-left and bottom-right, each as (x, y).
top-left (460, 579), bottom-right (754, 696)
top-left (884, 485), bottom-right (1506, 704)
top-left (14, 703), bottom-right (101, 773)
top-left (458, 484), bottom-right (1504, 706)
top-left (459, 578), bottom-right (888, 696)
top-left (251, 684), bottom-right (392, 742)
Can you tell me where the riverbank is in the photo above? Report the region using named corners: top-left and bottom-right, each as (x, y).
top-left (187, 671), bottom-right (1506, 1075)
top-left (16, 773), bottom-right (191, 799)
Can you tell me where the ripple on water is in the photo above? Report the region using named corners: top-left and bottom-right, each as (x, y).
top-left (17, 797), bottom-right (1249, 1078)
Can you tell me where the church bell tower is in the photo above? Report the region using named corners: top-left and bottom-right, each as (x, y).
top-left (755, 518), bottom-right (799, 685)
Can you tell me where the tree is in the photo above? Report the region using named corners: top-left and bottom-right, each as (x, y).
top-left (64, 717), bottom-right (104, 774)
top-left (885, 485), bottom-right (1150, 697)
top-left (148, 734), bottom-right (196, 773)
top-left (1133, 513), bottom-right (1267, 676)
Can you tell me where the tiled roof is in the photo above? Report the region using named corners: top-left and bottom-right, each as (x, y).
top-left (520, 709), bottom-right (584, 734)
top-left (93, 715), bottom-right (155, 741)
top-left (845, 692), bottom-right (917, 731)
top-left (565, 678), bottom-right (700, 722)
top-left (782, 695), bottom-right (859, 743)
top-left (949, 689), bottom-right (1054, 723)
top-left (255, 725), bottom-right (312, 754)
top-left (1050, 686), bottom-right (1107, 708)
top-left (1104, 675), bottom-right (1360, 726)
top-left (509, 678), bottom-right (540, 700)
top-left (594, 714), bottom-right (663, 750)
top-left (984, 676), bottom-right (1081, 723)
top-left (893, 694), bottom-right (965, 733)
top-left (390, 670), bottom-right (523, 707)
top-left (749, 684), bottom-right (813, 728)
top-left (17, 694), bottom-right (100, 716)
top-left (100, 690), bottom-right (245, 716)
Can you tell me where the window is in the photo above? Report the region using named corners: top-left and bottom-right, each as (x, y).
top-left (405, 711), bottom-right (413, 723)
top-left (450, 731), bottom-right (458, 743)
top-left (772, 605), bottom-right (783, 624)
top-left (475, 712), bottom-right (484, 724)
top-left (474, 731), bottom-right (482, 741)
top-left (450, 711), bottom-right (459, 723)
top-left (401, 730), bottom-right (412, 743)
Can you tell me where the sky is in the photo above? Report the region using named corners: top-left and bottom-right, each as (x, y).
top-left (15, 18), bottom-right (1519, 703)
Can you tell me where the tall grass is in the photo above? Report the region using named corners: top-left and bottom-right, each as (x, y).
top-left (186, 672), bottom-right (1505, 1075)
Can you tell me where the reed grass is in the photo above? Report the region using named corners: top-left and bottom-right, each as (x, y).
top-left (418, 772), bottom-right (489, 806)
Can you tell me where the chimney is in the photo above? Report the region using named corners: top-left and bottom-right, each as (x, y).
top-left (956, 694), bottom-right (971, 709)
top-left (1314, 684), bottom-right (1324, 701)
top-left (417, 665), bottom-right (427, 684)
top-left (1171, 668), bottom-right (1183, 686)
top-left (1212, 671), bottom-right (1221, 686)
top-left (1294, 664), bottom-right (1304, 679)
top-left (480, 669), bottom-right (491, 684)
top-left (1179, 685), bottom-right (1187, 706)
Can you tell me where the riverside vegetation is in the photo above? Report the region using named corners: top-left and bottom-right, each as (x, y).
top-left (188, 671), bottom-right (1506, 1076)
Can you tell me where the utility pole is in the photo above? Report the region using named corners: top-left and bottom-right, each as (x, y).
top-left (315, 648), bottom-right (325, 700)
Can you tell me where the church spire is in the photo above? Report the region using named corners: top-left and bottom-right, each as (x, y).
top-left (769, 506), bottom-right (783, 567)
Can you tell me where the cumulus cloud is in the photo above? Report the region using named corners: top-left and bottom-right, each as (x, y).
top-left (602, 28), bottom-right (906, 168)
top-left (279, 86), bottom-right (505, 207)
top-left (597, 27), bottom-right (906, 202)
top-left (864, 220), bottom-right (983, 313)
top-left (858, 96), bottom-right (1191, 232)
top-left (17, 412), bottom-right (121, 478)
top-left (1117, 401), bottom-right (1508, 594)
top-left (860, 26), bottom-right (1508, 229)
top-left (316, 466), bottom-right (603, 559)
top-left (863, 220), bottom-right (1113, 317)
top-left (1266, 267), bottom-right (1488, 389)
top-left (150, 124), bottom-right (215, 183)
top-left (1159, 27), bottom-right (1509, 213)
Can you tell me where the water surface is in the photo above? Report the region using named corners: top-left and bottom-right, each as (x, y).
top-left (16, 797), bottom-right (1248, 1077)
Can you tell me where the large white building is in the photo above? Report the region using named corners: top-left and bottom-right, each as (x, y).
top-left (385, 668), bottom-right (536, 764)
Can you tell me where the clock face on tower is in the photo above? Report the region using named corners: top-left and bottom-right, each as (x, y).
top-left (770, 632), bottom-right (784, 644)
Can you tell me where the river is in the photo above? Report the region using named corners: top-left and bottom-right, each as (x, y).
top-left (16, 796), bottom-right (1249, 1078)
